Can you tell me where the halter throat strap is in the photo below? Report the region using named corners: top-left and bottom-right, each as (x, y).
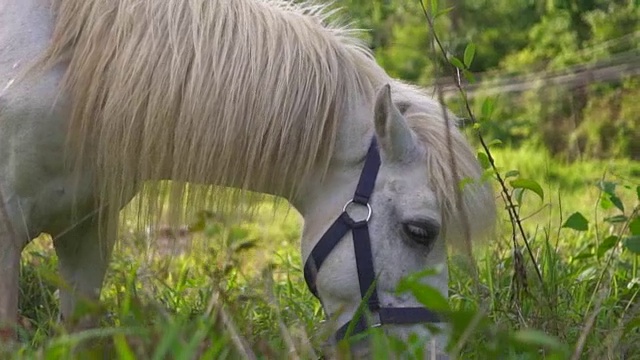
top-left (303, 138), bottom-right (441, 342)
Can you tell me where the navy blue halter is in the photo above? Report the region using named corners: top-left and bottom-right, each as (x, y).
top-left (303, 138), bottom-right (441, 342)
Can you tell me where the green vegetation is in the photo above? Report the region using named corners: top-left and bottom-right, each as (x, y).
top-left (342, 0), bottom-right (639, 161)
top-left (4, 148), bottom-right (638, 358)
top-left (3, 0), bottom-right (639, 359)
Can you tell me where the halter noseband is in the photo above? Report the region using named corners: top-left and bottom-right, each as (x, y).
top-left (303, 138), bottom-right (441, 342)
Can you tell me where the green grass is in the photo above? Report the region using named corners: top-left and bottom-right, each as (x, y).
top-left (3, 146), bottom-right (640, 359)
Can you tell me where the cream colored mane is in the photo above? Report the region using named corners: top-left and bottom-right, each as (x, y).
top-left (33, 0), bottom-right (493, 240)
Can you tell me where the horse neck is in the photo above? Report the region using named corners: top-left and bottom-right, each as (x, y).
top-left (0, 0), bottom-right (53, 71)
top-left (290, 97), bottom-right (374, 219)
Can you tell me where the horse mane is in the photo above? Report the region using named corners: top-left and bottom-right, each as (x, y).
top-left (393, 83), bottom-right (496, 246)
top-left (33, 0), bottom-right (494, 243)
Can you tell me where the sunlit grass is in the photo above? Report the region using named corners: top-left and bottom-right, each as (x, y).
top-left (5, 146), bottom-right (640, 359)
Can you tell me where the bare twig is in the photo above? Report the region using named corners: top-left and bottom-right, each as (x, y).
top-left (421, 0), bottom-right (478, 290)
top-left (263, 271), bottom-right (312, 360)
top-left (571, 291), bottom-right (605, 360)
top-left (205, 291), bottom-right (257, 360)
top-left (595, 287), bottom-right (640, 360)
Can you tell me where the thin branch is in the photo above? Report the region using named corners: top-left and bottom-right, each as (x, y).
top-left (422, 0), bottom-right (478, 290)
top-left (571, 291), bottom-right (605, 360)
top-left (417, 1), bottom-right (547, 293)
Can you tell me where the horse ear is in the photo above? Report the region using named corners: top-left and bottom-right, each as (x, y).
top-left (374, 84), bottom-right (416, 162)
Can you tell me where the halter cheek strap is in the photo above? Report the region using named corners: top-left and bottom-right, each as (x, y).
top-left (303, 138), bottom-right (441, 342)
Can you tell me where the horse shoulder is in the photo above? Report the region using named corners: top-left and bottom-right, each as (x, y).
top-left (0, 0), bottom-right (95, 237)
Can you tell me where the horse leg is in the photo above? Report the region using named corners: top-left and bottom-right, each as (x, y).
top-left (0, 231), bottom-right (21, 342)
top-left (0, 192), bottom-right (28, 343)
top-left (52, 214), bottom-right (116, 330)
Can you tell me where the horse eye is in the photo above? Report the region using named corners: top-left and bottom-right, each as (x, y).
top-left (402, 220), bottom-right (439, 246)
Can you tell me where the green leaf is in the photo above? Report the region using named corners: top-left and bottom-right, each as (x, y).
top-left (447, 309), bottom-right (488, 340)
top-left (513, 188), bottom-right (524, 205)
top-left (630, 217), bottom-right (640, 236)
top-left (572, 251), bottom-right (594, 261)
top-left (397, 267), bottom-right (449, 313)
top-left (573, 243), bottom-right (594, 261)
top-left (599, 195), bottom-right (614, 210)
top-left (463, 43), bottom-right (476, 68)
top-left (505, 170), bottom-right (520, 178)
top-left (636, 185), bottom-right (639, 201)
top-left (611, 196), bottom-right (624, 212)
top-left (462, 69), bottom-right (476, 83)
top-left (114, 334), bottom-right (136, 360)
top-left (430, 0), bottom-right (438, 15)
top-left (512, 329), bottom-right (567, 352)
top-left (510, 178), bottom-right (544, 201)
top-left (604, 215), bottom-right (628, 224)
top-left (459, 177), bottom-right (475, 191)
top-left (435, 6), bottom-right (455, 18)
top-left (477, 151), bottom-right (491, 170)
top-left (609, 194), bottom-right (625, 212)
top-left (399, 282), bottom-right (449, 313)
top-left (562, 212), bottom-right (589, 231)
top-left (624, 236), bottom-right (640, 254)
top-left (481, 168), bottom-right (494, 182)
top-left (449, 56), bottom-right (465, 69)
top-left (481, 97), bottom-right (496, 120)
top-left (597, 236), bottom-right (619, 257)
top-left (486, 139), bottom-right (502, 147)
top-left (597, 180), bottom-right (617, 195)
top-left (152, 324), bottom-right (182, 360)
top-left (597, 181), bottom-right (624, 212)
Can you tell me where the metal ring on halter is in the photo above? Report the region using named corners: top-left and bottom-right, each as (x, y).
top-left (342, 200), bottom-right (372, 223)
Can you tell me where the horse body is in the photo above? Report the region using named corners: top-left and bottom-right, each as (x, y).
top-left (0, 0), bottom-right (108, 337)
top-left (0, 0), bottom-right (496, 356)
top-left (0, 0), bottom-right (65, 238)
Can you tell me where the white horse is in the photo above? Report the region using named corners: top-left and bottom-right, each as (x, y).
top-left (0, 0), bottom-right (495, 356)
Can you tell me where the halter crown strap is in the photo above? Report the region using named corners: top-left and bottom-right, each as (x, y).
top-left (303, 139), bottom-right (380, 302)
top-left (303, 138), bottom-right (441, 342)
top-left (352, 139), bottom-right (380, 205)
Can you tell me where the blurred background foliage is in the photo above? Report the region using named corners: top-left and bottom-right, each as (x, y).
top-left (338, 0), bottom-right (639, 161)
